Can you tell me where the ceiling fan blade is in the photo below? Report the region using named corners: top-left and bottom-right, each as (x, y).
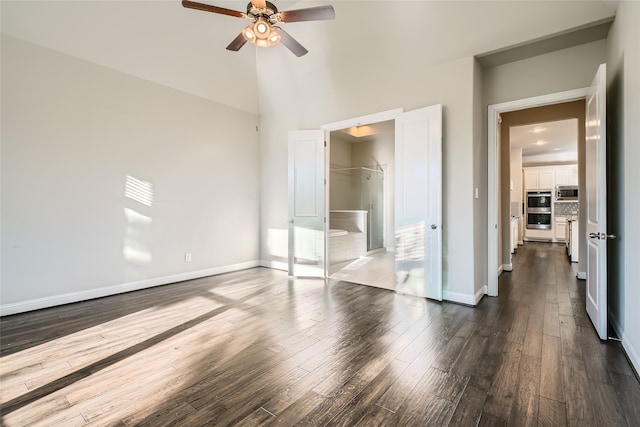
top-left (279, 5), bottom-right (335, 23)
top-left (226, 32), bottom-right (248, 51)
top-left (251, 0), bottom-right (267, 9)
top-left (182, 0), bottom-right (244, 18)
top-left (274, 28), bottom-right (308, 57)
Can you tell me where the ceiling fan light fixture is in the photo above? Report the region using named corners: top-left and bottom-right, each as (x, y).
top-left (242, 26), bottom-right (256, 40)
top-left (254, 18), bottom-right (270, 39)
top-left (243, 18), bottom-right (281, 47)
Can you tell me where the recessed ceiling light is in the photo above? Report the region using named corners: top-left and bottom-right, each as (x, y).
top-left (554, 148), bottom-right (561, 151)
top-left (530, 126), bottom-right (547, 134)
top-left (535, 140), bottom-right (547, 146)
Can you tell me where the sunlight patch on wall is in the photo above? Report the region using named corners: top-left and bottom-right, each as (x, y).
top-left (123, 208), bottom-right (152, 264)
top-left (125, 175), bottom-right (154, 207)
top-left (266, 228), bottom-right (288, 259)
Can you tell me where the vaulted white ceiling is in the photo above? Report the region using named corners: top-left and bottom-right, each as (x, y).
top-left (1, 1), bottom-right (618, 114)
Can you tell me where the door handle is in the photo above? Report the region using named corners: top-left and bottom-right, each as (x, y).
top-left (431, 224), bottom-right (437, 230)
top-left (589, 232), bottom-right (617, 240)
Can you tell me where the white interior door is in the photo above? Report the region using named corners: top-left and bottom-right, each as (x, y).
top-left (395, 105), bottom-right (443, 300)
top-left (585, 63), bottom-right (609, 340)
top-left (288, 130), bottom-right (325, 277)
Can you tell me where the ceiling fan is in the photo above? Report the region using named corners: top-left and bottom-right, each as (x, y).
top-left (182, 0), bottom-right (335, 57)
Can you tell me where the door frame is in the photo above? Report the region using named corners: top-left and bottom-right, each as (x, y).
top-left (487, 88), bottom-right (588, 296)
top-left (321, 108), bottom-right (403, 278)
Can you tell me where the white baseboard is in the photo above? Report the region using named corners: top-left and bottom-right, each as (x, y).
top-left (609, 314), bottom-right (640, 375)
top-left (577, 271), bottom-right (587, 280)
top-left (444, 289), bottom-right (478, 306)
top-left (503, 263), bottom-right (513, 272)
top-left (259, 259), bottom-right (288, 271)
top-left (476, 285), bottom-right (488, 305)
top-left (498, 265), bottom-right (504, 275)
top-left (0, 260), bottom-right (260, 317)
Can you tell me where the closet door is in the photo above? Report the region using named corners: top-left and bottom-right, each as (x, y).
top-left (288, 130), bottom-right (325, 277)
top-left (395, 105), bottom-right (443, 300)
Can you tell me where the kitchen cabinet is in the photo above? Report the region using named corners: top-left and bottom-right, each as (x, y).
top-left (511, 217), bottom-right (519, 253)
top-left (555, 164), bottom-right (578, 186)
top-left (567, 218), bottom-right (579, 262)
top-left (555, 217), bottom-right (567, 241)
top-left (523, 167), bottom-right (555, 190)
top-left (524, 165), bottom-right (577, 190)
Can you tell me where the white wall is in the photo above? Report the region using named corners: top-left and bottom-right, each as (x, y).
top-left (473, 59), bottom-right (487, 300)
top-left (484, 40), bottom-right (607, 106)
top-left (1, 36), bottom-right (260, 313)
top-left (606, 0), bottom-right (640, 373)
top-left (483, 40), bottom-right (607, 279)
top-left (257, 36), bottom-right (478, 302)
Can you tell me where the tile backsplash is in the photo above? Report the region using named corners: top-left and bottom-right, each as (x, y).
top-left (555, 202), bottom-right (579, 216)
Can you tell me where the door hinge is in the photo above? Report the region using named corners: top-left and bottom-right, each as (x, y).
top-left (324, 140), bottom-right (327, 147)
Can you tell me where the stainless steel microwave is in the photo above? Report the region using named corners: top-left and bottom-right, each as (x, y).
top-left (556, 185), bottom-right (578, 200)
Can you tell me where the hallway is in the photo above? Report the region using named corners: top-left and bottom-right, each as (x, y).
top-left (1, 243), bottom-right (639, 425)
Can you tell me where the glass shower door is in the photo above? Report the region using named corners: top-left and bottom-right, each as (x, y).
top-left (368, 171), bottom-right (384, 251)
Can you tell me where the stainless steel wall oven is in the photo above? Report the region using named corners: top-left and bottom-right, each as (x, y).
top-left (526, 190), bottom-right (552, 230)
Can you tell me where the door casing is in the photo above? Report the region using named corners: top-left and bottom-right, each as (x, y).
top-left (487, 88), bottom-right (589, 296)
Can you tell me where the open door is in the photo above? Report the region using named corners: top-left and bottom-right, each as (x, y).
top-left (585, 63), bottom-right (611, 340)
top-left (395, 105), bottom-right (443, 300)
top-left (288, 130), bottom-right (326, 277)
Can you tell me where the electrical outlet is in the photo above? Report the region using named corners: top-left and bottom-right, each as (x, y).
top-left (185, 252), bottom-right (192, 262)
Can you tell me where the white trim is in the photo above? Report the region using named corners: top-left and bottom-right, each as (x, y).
top-left (260, 259), bottom-right (288, 271)
top-left (503, 263), bottom-right (513, 272)
top-left (610, 314), bottom-right (640, 375)
top-left (475, 285), bottom-right (488, 305)
top-left (0, 261), bottom-right (260, 317)
top-left (487, 88), bottom-right (589, 297)
top-left (443, 290), bottom-right (477, 306)
top-left (321, 108), bottom-right (403, 132)
top-left (577, 271), bottom-right (587, 280)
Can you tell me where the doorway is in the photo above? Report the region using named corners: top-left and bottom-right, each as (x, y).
top-left (289, 105), bottom-right (443, 300)
top-left (327, 120), bottom-right (395, 290)
top-left (487, 88), bottom-right (589, 296)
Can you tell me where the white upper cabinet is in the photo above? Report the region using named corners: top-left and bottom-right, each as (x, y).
top-left (524, 166), bottom-right (555, 190)
top-left (524, 165), bottom-right (577, 190)
top-left (524, 169), bottom-right (539, 190)
top-left (555, 164), bottom-right (578, 186)
top-left (538, 168), bottom-right (555, 189)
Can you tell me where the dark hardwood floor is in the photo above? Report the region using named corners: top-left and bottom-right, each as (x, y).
top-left (1, 242), bottom-right (639, 426)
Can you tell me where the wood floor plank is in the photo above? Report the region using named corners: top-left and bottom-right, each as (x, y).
top-left (509, 354), bottom-right (541, 426)
top-left (522, 313), bottom-right (544, 357)
top-left (1, 244), bottom-right (639, 426)
top-left (558, 314), bottom-right (582, 360)
top-left (447, 384), bottom-right (487, 426)
top-left (543, 303), bottom-right (561, 338)
top-left (540, 334), bottom-right (564, 403)
top-left (483, 340), bottom-right (522, 421)
top-left (537, 396), bottom-right (567, 427)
